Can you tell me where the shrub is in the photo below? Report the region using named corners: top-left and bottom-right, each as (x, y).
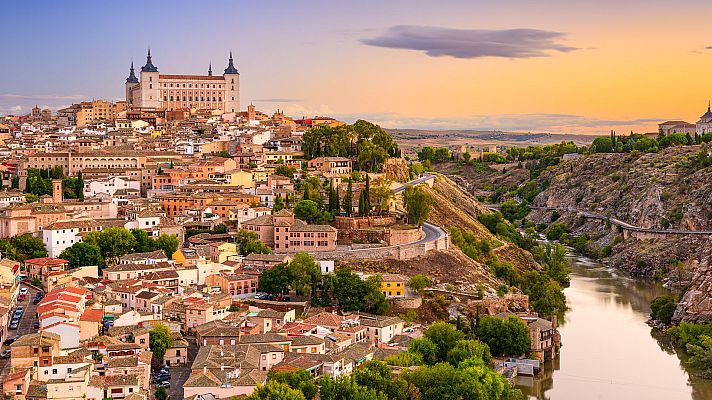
top-left (650, 295), bottom-right (677, 324)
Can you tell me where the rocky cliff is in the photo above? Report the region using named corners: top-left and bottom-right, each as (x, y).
top-left (527, 145), bottom-right (712, 322)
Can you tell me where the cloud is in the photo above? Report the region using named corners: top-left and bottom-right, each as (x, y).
top-left (361, 26), bottom-right (579, 59)
top-left (705, 45), bottom-right (712, 50)
top-left (0, 93), bottom-right (86, 101)
top-left (252, 98), bottom-right (303, 103)
top-left (330, 112), bottom-right (661, 134)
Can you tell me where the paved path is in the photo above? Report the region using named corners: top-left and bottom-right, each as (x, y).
top-left (391, 174), bottom-right (436, 194)
top-left (0, 285), bottom-right (41, 377)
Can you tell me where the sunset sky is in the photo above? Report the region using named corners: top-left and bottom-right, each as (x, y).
top-left (2, 0), bottom-right (712, 134)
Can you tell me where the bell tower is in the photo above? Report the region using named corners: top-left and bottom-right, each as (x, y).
top-left (52, 179), bottom-right (63, 204)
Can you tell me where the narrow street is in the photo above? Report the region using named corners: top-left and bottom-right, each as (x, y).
top-left (167, 336), bottom-right (198, 399)
top-left (0, 285), bottom-right (41, 377)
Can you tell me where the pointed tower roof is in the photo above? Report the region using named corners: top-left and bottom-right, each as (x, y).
top-left (224, 50), bottom-right (239, 75)
top-left (208, 62), bottom-right (213, 76)
top-left (141, 48), bottom-right (158, 73)
top-left (126, 61), bottom-right (139, 83)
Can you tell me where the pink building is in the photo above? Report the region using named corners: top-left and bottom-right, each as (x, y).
top-left (242, 210), bottom-right (337, 252)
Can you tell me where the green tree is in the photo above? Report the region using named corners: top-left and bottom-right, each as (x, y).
top-left (259, 263), bottom-right (293, 295)
top-left (276, 165), bottom-right (297, 178)
top-left (84, 227), bottom-right (137, 263)
top-left (149, 323), bottom-right (174, 363)
top-left (155, 235), bottom-right (179, 258)
top-left (5, 234), bottom-right (48, 262)
top-left (534, 243), bottom-right (571, 286)
top-left (403, 186), bottom-right (433, 227)
top-left (650, 295), bottom-right (677, 325)
top-left (342, 180), bottom-right (353, 216)
top-left (408, 337), bottom-right (439, 365)
top-left (76, 171), bottom-right (84, 201)
top-left (408, 274), bottom-right (432, 294)
top-left (476, 316), bottom-right (531, 356)
top-left (332, 267), bottom-right (368, 311)
top-left (248, 380), bottom-right (306, 400)
top-left (236, 229), bottom-right (271, 256)
top-left (154, 387), bottom-right (168, 400)
top-left (267, 369), bottom-right (317, 400)
top-left (317, 375), bottom-right (388, 400)
top-left (447, 339), bottom-right (492, 366)
top-left (592, 137), bottom-right (613, 153)
top-left (686, 336), bottom-right (712, 378)
top-left (274, 194), bottom-right (285, 212)
top-left (131, 229), bottom-right (157, 253)
top-left (353, 360), bottom-right (409, 400)
top-left (519, 271), bottom-right (567, 317)
top-left (59, 242), bottom-right (105, 270)
top-left (294, 200), bottom-right (322, 223)
top-left (424, 322), bottom-right (465, 362)
top-left (288, 252), bottom-right (321, 298)
top-left (363, 275), bottom-right (389, 315)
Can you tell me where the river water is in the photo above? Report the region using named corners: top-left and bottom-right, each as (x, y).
top-left (517, 254), bottom-right (712, 400)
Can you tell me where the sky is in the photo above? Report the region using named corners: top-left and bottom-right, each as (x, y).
top-left (2, 0), bottom-right (712, 134)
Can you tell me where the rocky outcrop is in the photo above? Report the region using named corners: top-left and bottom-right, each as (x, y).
top-left (382, 157), bottom-right (410, 183)
top-left (674, 249), bottom-right (712, 323)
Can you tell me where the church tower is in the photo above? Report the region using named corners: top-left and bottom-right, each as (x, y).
top-left (139, 48), bottom-right (160, 108)
top-left (223, 51), bottom-right (240, 115)
top-left (125, 61), bottom-right (139, 109)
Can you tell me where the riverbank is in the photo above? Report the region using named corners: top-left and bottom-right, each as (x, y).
top-left (517, 252), bottom-right (712, 400)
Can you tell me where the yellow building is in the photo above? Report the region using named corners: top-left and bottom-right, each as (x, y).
top-left (76, 100), bottom-right (116, 127)
top-left (380, 274), bottom-right (408, 298)
top-left (224, 169), bottom-right (255, 188)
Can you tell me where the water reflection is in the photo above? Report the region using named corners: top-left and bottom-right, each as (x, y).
top-left (517, 255), bottom-right (712, 400)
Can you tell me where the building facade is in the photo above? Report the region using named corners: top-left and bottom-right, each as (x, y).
top-left (125, 50), bottom-right (240, 114)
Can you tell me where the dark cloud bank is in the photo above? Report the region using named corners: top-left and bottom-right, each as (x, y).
top-left (362, 25), bottom-right (579, 59)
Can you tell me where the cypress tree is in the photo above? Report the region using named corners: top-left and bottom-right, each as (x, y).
top-left (358, 190), bottom-right (365, 216)
top-left (343, 180), bottom-right (353, 216)
top-left (364, 175), bottom-right (371, 216)
top-left (77, 171), bottom-right (84, 201)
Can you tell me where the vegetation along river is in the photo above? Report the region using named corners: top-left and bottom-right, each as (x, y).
top-left (517, 254), bottom-right (712, 400)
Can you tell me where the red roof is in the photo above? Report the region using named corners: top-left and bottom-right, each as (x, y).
top-left (80, 308), bottom-right (104, 323)
top-left (25, 258), bottom-right (68, 266)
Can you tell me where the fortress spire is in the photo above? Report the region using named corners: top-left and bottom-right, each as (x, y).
top-left (224, 50), bottom-right (239, 74)
top-left (208, 62), bottom-right (213, 76)
top-left (141, 48), bottom-right (158, 72)
top-left (126, 60), bottom-right (138, 83)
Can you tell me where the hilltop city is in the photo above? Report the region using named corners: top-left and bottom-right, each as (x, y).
top-left (2, 38), bottom-right (712, 400)
top-left (0, 49), bottom-right (569, 400)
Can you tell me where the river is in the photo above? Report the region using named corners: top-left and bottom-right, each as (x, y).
top-left (517, 254), bottom-right (712, 400)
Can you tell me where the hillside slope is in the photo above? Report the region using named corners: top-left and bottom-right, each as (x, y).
top-left (526, 145), bottom-right (712, 322)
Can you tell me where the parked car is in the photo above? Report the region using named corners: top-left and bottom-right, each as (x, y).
top-left (19, 288), bottom-right (28, 295)
top-left (3, 337), bottom-right (16, 346)
top-left (33, 320), bottom-right (39, 329)
top-left (17, 293), bottom-right (25, 301)
top-left (9, 321), bottom-right (18, 330)
top-left (0, 350), bottom-right (10, 358)
top-left (156, 381), bottom-right (170, 388)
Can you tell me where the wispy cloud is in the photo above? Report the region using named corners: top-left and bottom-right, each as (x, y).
top-left (330, 112), bottom-right (661, 134)
top-left (361, 26), bottom-right (579, 59)
top-left (252, 98), bottom-right (303, 103)
top-left (0, 93), bottom-right (86, 101)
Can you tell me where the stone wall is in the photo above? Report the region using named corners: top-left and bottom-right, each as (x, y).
top-left (320, 230), bottom-right (449, 261)
top-left (385, 227), bottom-right (422, 246)
top-left (390, 296), bottom-right (422, 309)
top-left (337, 229), bottom-right (385, 246)
top-left (334, 215), bottom-right (397, 230)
